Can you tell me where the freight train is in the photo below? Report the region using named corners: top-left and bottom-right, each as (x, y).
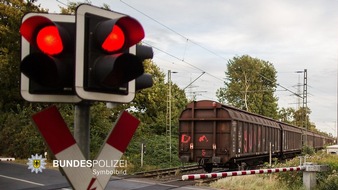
top-left (178, 100), bottom-right (334, 172)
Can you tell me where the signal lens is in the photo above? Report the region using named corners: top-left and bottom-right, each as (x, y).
top-left (102, 25), bottom-right (125, 53)
top-left (36, 26), bottom-right (63, 55)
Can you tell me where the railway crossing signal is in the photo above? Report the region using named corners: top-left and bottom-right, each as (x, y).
top-left (20, 5), bottom-right (151, 189)
top-left (20, 13), bottom-right (81, 103)
top-left (20, 5), bottom-right (153, 103)
top-left (75, 4), bottom-right (153, 103)
top-left (32, 106), bottom-right (140, 189)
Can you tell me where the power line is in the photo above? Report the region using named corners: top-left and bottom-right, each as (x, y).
top-left (56, 0), bottom-right (67, 6)
top-left (143, 41), bottom-right (224, 82)
top-left (183, 72), bottom-right (205, 90)
top-left (120, 0), bottom-right (228, 62)
top-left (120, 0), bottom-right (226, 84)
top-left (259, 74), bottom-right (302, 98)
top-left (120, 0), bottom-right (304, 101)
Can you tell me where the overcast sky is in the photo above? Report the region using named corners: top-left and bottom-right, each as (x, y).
top-left (36, 0), bottom-right (338, 136)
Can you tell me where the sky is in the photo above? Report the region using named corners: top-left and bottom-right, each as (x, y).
top-left (35, 0), bottom-right (338, 136)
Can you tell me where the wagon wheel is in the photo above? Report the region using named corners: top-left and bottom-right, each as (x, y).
top-left (203, 163), bottom-right (213, 173)
top-left (199, 158), bottom-right (213, 173)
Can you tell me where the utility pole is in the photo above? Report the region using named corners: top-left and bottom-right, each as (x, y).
top-left (297, 73), bottom-right (302, 109)
top-left (166, 70), bottom-right (173, 166)
top-left (302, 69), bottom-right (308, 147)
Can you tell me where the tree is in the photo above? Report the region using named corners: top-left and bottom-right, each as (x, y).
top-left (0, 0), bottom-right (45, 113)
top-left (217, 55), bottom-right (278, 119)
top-left (0, 0), bottom-right (49, 158)
top-left (293, 106), bottom-right (317, 131)
top-left (0, 1), bottom-right (189, 170)
top-left (278, 107), bottom-right (295, 124)
top-left (123, 60), bottom-right (188, 168)
top-left (278, 106), bottom-right (320, 134)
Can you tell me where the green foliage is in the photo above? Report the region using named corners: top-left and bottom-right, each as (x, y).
top-left (317, 172), bottom-right (338, 190)
top-left (0, 0), bottom-right (52, 159)
top-left (274, 151), bottom-right (338, 190)
top-left (121, 60), bottom-right (187, 170)
top-left (305, 152), bottom-right (338, 190)
top-left (274, 157), bottom-right (304, 189)
top-left (212, 152), bottom-right (338, 190)
top-left (210, 175), bottom-right (291, 190)
top-left (0, 106), bottom-right (46, 158)
top-left (217, 55), bottom-right (278, 119)
top-left (0, 0), bottom-right (42, 112)
top-left (89, 102), bottom-right (116, 159)
top-left (302, 145), bottom-right (315, 155)
top-left (125, 134), bottom-right (181, 172)
top-left (278, 107), bottom-right (296, 124)
top-left (0, 0), bottom-right (188, 171)
top-left (278, 105), bottom-right (327, 135)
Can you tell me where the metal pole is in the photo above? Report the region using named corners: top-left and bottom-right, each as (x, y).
top-left (168, 70), bottom-right (172, 166)
top-left (269, 142), bottom-right (272, 167)
top-left (74, 101), bottom-right (91, 160)
top-left (166, 70), bottom-right (177, 167)
top-left (303, 69), bottom-right (308, 147)
top-left (141, 143), bottom-right (144, 168)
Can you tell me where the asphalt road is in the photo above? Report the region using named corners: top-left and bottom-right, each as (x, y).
top-left (0, 161), bottom-right (68, 190)
top-left (0, 161), bottom-right (215, 190)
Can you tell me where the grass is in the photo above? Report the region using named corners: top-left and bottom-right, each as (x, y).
top-left (209, 175), bottom-right (303, 190)
top-left (209, 150), bottom-right (338, 190)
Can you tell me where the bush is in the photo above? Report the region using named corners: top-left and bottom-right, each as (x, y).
top-left (306, 151), bottom-right (338, 190)
top-left (124, 134), bottom-right (182, 172)
top-left (302, 145), bottom-right (315, 155)
top-left (274, 151), bottom-right (338, 190)
top-left (274, 158), bottom-right (304, 189)
top-left (210, 175), bottom-right (292, 190)
top-left (211, 150), bottom-right (338, 190)
top-left (317, 172), bottom-right (338, 190)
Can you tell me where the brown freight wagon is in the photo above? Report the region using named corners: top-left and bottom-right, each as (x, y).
top-left (178, 100), bottom-right (332, 172)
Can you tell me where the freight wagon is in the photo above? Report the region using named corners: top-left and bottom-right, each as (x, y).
top-left (179, 100), bottom-right (334, 172)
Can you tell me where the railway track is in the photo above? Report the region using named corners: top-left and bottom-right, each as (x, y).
top-left (133, 164), bottom-right (201, 178)
top-left (131, 164), bottom-right (222, 188)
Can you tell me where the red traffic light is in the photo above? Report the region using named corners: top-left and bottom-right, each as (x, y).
top-left (102, 25), bottom-right (125, 53)
top-left (20, 13), bottom-right (80, 103)
top-left (20, 16), bottom-right (51, 44)
top-left (95, 16), bottom-right (144, 53)
top-left (36, 26), bottom-right (63, 55)
top-left (75, 4), bottom-right (152, 103)
top-left (20, 15), bottom-right (73, 87)
top-left (20, 15), bottom-right (70, 55)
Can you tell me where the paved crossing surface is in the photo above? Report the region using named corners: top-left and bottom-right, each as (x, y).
top-left (0, 162), bottom-right (215, 190)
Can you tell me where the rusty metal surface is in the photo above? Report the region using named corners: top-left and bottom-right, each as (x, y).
top-left (179, 100), bottom-right (283, 164)
top-left (179, 100), bottom-right (335, 168)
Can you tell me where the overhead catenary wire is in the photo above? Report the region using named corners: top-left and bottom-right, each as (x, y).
top-left (120, 0), bottom-right (228, 84)
top-left (259, 74), bottom-right (302, 98)
top-left (143, 41), bottom-right (224, 82)
top-left (183, 72), bottom-right (205, 90)
top-left (120, 0), bottom-right (228, 63)
top-left (120, 0), bottom-right (304, 101)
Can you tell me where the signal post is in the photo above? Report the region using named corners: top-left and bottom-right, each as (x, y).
top-left (19, 4), bottom-right (154, 188)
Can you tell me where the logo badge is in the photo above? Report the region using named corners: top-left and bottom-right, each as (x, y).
top-left (27, 154), bottom-right (47, 174)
